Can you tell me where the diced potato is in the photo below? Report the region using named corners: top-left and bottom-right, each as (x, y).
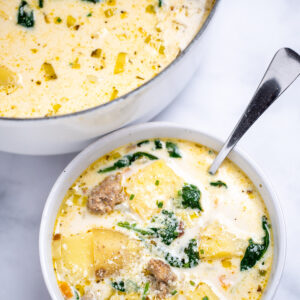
top-left (187, 282), bottom-right (219, 300)
top-left (169, 283), bottom-right (218, 300)
top-left (199, 222), bottom-right (247, 260)
top-left (52, 239), bottom-right (61, 260)
top-left (93, 228), bottom-right (141, 276)
top-left (126, 160), bottom-right (184, 220)
top-left (59, 232), bottom-right (94, 281)
top-left (114, 52), bottom-right (127, 74)
top-left (0, 65), bottom-right (18, 87)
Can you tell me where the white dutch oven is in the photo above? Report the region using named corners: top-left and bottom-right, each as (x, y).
top-left (0, 1), bottom-right (219, 155)
top-left (39, 122), bottom-right (286, 300)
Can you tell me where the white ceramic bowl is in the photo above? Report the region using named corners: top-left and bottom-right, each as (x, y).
top-left (39, 122), bottom-right (286, 299)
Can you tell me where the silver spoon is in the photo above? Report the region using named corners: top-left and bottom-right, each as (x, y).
top-left (209, 48), bottom-right (300, 175)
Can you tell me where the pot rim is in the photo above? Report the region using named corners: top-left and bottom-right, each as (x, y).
top-left (39, 121), bottom-right (286, 300)
top-left (0, 0), bottom-right (219, 123)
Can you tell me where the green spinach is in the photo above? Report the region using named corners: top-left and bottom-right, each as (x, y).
top-left (98, 152), bottom-right (158, 173)
top-left (210, 180), bottom-right (227, 188)
top-left (181, 184), bottom-right (202, 211)
top-left (240, 216), bottom-right (270, 271)
top-left (154, 139), bottom-right (163, 149)
top-left (166, 141), bottom-right (182, 158)
top-left (17, 1), bottom-right (34, 28)
top-left (118, 210), bottom-right (182, 246)
top-left (150, 210), bottom-right (182, 245)
top-left (111, 280), bottom-right (126, 292)
top-left (137, 140), bottom-right (150, 147)
top-left (165, 239), bottom-right (200, 268)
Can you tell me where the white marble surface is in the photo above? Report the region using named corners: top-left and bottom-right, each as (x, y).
top-left (0, 0), bottom-right (299, 299)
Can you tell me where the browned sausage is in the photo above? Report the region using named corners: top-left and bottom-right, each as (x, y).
top-left (147, 258), bottom-right (177, 298)
top-left (87, 173), bottom-right (125, 214)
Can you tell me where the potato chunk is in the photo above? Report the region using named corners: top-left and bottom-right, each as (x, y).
top-left (170, 282), bottom-right (218, 300)
top-left (0, 65), bottom-right (19, 93)
top-left (92, 228), bottom-right (141, 277)
top-left (58, 232), bottom-right (94, 282)
top-left (187, 282), bottom-right (219, 300)
top-left (126, 160), bottom-right (183, 220)
top-left (199, 222), bottom-right (247, 260)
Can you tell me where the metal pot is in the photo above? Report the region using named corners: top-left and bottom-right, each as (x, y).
top-left (0, 1), bottom-right (219, 155)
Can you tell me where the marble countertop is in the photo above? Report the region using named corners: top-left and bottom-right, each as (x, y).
top-left (0, 0), bottom-right (299, 299)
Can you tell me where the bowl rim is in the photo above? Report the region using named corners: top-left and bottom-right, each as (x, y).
top-left (0, 0), bottom-right (220, 123)
top-left (39, 121), bottom-right (286, 300)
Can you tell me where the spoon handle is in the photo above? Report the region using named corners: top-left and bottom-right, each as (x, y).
top-left (209, 48), bottom-right (300, 175)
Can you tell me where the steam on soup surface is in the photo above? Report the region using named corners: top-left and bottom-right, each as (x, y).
top-left (0, 0), bottom-right (212, 118)
top-left (52, 139), bottom-right (273, 300)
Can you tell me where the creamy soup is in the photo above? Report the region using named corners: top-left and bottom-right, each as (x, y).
top-left (52, 139), bottom-right (273, 300)
top-left (0, 0), bottom-right (212, 118)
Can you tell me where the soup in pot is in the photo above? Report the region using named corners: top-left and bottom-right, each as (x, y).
top-left (52, 139), bottom-right (273, 299)
top-left (0, 0), bottom-right (213, 118)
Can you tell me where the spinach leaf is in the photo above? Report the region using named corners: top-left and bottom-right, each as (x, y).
top-left (165, 239), bottom-right (200, 268)
top-left (118, 210), bottom-right (182, 246)
top-left (240, 216), bottom-right (270, 271)
top-left (38, 0), bottom-right (44, 8)
top-left (17, 1), bottom-right (35, 28)
top-left (150, 210), bottom-right (182, 245)
top-left (166, 141), bottom-right (182, 158)
top-left (210, 180), bottom-right (227, 188)
top-left (181, 184), bottom-right (202, 211)
top-left (117, 221), bottom-right (153, 236)
top-left (98, 152), bottom-right (158, 173)
top-left (154, 139), bottom-right (163, 149)
top-left (111, 280), bottom-right (126, 292)
top-left (137, 140), bottom-right (150, 147)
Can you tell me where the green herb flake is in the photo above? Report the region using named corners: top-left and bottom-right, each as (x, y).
top-left (155, 180), bottom-right (160, 186)
top-left (202, 297), bottom-right (209, 300)
top-left (129, 194), bottom-right (135, 200)
top-left (98, 152), bottom-right (158, 173)
top-left (166, 141), bottom-right (182, 158)
top-left (137, 140), bottom-right (150, 147)
top-left (87, 12), bottom-right (92, 17)
top-left (181, 184), bottom-right (202, 211)
top-left (142, 282), bottom-right (150, 300)
top-left (240, 216), bottom-right (270, 271)
top-left (117, 221), bottom-right (152, 236)
top-left (158, 0), bottom-right (162, 7)
top-left (200, 249), bottom-right (204, 255)
top-left (56, 17), bottom-right (62, 23)
top-left (189, 280), bottom-right (195, 286)
top-left (171, 290), bottom-right (178, 295)
top-left (156, 201), bottom-right (163, 208)
top-left (154, 139), bottom-right (163, 149)
top-left (17, 1), bottom-right (35, 28)
top-left (111, 280), bottom-right (126, 292)
top-left (38, 0), bottom-right (44, 8)
top-left (210, 180), bottom-right (228, 188)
